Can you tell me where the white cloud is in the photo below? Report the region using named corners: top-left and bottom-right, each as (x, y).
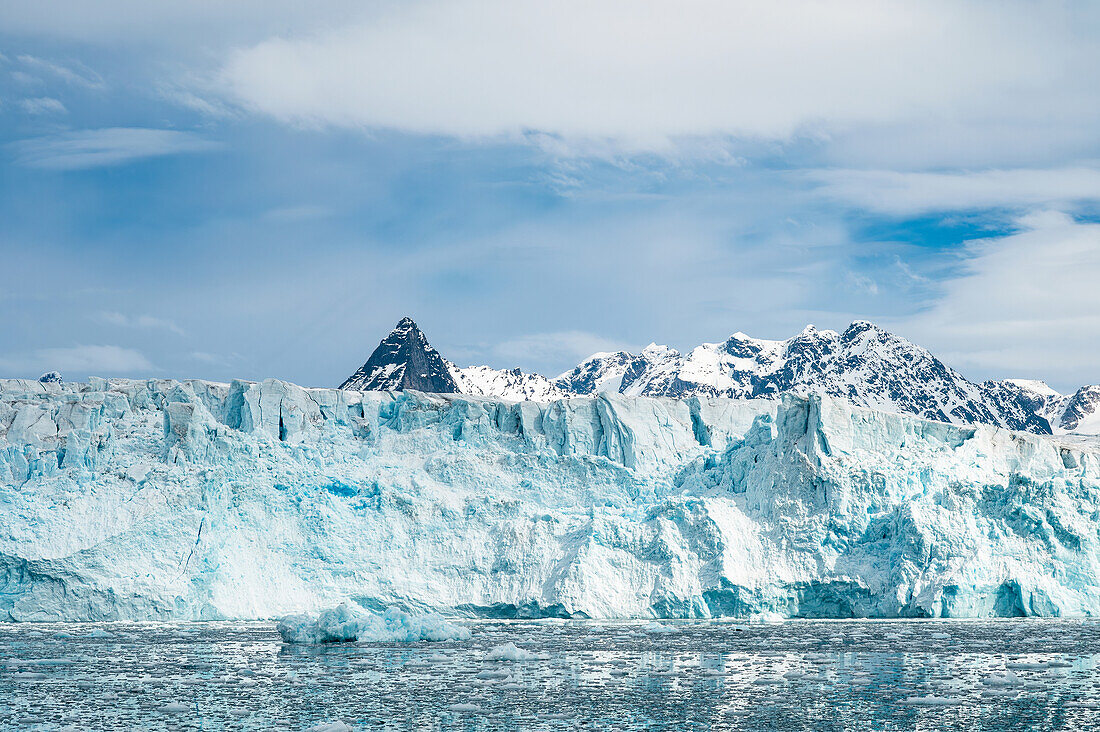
top-left (0, 345), bottom-right (154, 376)
top-left (845, 272), bottom-right (880, 296)
top-left (494, 331), bottom-right (633, 372)
top-left (262, 204), bottom-right (331, 223)
top-left (95, 311), bottom-right (185, 336)
top-left (818, 117), bottom-right (1100, 171)
top-left (9, 70), bottom-right (40, 86)
top-left (158, 84), bottom-right (237, 118)
top-left (809, 167), bottom-right (1100, 215)
top-left (17, 54), bottom-right (104, 89)
top-left (19, 97), bottom-right (68, 115)
top-left (8, 127), bottom-right (218, 170)
top-left (897, 211), bottom-right (1100, 389)
top-left (217, 0), bottom-right (1098, 152)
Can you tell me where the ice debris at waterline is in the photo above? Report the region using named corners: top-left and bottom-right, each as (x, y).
top-left (2, 376), bottom-right (1100, 621)
top-left (277, 603), bottom-right (471, 644)
top-left (5, 619), bottom-right (1100, 730)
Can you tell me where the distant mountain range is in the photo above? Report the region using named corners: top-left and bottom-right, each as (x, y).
top-left (340, 317), bottom-right (1100, 435)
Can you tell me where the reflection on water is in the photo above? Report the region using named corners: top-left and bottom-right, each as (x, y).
top-left (2, 618), bottom-right (1099, 730)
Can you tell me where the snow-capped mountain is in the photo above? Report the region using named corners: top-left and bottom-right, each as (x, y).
top-left (340, 317), bottom-right (458, 393)
top-left (991, 380), bottom-right (1100, 434)
top-left (1055, 386), bottom-right (1100, 433)
top-left (341, 318), bottom-right (1098, 435)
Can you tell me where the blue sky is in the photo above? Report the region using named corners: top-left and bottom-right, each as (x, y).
top-left (1, 1), bottom-right (1099, 391)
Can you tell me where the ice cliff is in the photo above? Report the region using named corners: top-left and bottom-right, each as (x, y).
top-left (2, 376), bottom-right (1099, 621)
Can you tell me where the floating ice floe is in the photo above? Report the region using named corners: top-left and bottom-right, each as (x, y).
top-left (277, 603), bottom-right (471, 644)
top-left (748, 612), bottom-right (786, 624)
top-left (643, 622), bottom-right (678, 634)
top-left (982, 670), bottom-right (1021, 687)
top-left (11, 671), bottom-right (47, 681)
top-left (485, 642), bottom-right (544, 661)
top-left (306, 722), bottom-right (355, 732)
top-left (901, 695), bottom-right (960, 706)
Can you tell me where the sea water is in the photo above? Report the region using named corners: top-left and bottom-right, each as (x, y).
top-left (2, 619), bottom-right (1098, 731)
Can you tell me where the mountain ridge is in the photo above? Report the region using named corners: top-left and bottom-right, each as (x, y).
top-left (341, 317), bottom-right (1099, 435)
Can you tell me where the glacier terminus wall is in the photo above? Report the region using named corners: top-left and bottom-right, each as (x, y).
top-left (2, 377), bottom-right (1099, 621)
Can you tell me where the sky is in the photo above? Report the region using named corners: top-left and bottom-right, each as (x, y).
top-left (1, 0), bottom-right (1099, 392)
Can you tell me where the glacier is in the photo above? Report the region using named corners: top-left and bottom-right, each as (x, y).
top-left (2, 376), bottom-right (1099, 622)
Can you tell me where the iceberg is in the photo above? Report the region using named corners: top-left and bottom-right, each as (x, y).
top-left (484, 642), bottom-right (543, 661)
top-left (277, 603), bottom-right (470, 643)
top-left (1, 377), bottom-right (1099, 621)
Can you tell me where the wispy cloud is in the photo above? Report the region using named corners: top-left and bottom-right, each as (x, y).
top-left (17, 54), bottom-right (104, 89)
top-left (809, 167), bottom-right (1100, 215)
top-left (9, 70), bottom-right (39, 85)
top-left (845, 272), bottom-right (880, 296)
top-left (189, 351), bottom-right (224, 365)
top-left (0, 345), bottom-right (154, 377)
top-left (95, 311), bottom-right (185, 336)
top-left (8, 127), bottom-right (218, 170)
top-left (261, 204), bottom-right (331, 223)
top-left (18, 97), bottom-right (67, 115)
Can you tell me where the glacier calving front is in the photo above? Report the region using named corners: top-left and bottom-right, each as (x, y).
top-left (2, 377), bottom-right (1099, 621)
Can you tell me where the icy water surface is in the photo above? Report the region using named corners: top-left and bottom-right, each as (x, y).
top-left (2, 619), bottom-right (1100, 731)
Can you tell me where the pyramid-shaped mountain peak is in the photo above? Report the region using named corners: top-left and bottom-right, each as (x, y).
top-left (339, 317), bottom-right (458, 393)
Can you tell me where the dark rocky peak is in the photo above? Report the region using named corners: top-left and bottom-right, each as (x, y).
top-left (339, 317), bottom-right (458, 393)
top-left (784, 325), bottom-right (837, 359)
top-left (722, 332), bottom-right (767, 358)
top-left (556, 351), bottom-right (640, 395)
top-left (840, 320), bottom-right (882, 341)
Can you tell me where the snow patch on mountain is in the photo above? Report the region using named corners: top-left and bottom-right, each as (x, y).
top-left (984, 380), bottom-right (1100, 435)
top-left (448, 364), bottom-right (568, 402)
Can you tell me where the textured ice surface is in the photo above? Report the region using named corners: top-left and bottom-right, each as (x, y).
top-left (1, 619), bottom-right (1099, 730)
top-left (2, 377), bottom-right (1100, 621)
top-left (277, 603), bottom-right (471, 644)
